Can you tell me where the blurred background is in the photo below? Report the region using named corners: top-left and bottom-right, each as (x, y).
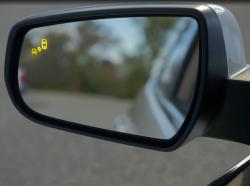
top-left (0, 2), bottom-right (249, 186)
top-left (19, 16), bottom-right (197, 138)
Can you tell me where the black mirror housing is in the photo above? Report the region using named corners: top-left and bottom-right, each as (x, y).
top-left (5, 3), bottom-right (250, 151)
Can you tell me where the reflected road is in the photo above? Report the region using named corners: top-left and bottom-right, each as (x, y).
top-left (22, 90), bottom-right (131, 130)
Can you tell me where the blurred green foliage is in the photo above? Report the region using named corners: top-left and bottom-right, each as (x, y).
top-left (20, 17), bottom-right (176, 99)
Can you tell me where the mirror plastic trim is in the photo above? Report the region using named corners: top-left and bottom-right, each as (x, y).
top-left (209, 155), bottom-right (250, 186)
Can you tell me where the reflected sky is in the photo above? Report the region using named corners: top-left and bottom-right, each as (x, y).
top-left (91, 18), bottom-right (145, 63)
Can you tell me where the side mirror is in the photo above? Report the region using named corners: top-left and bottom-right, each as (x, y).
top-left (5, 3), bottom-right (250, 151)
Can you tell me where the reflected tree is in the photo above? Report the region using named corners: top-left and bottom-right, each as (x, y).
top-left (19, 17), bottom-right (178, 99)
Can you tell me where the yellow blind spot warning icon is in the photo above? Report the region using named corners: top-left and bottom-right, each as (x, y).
top-left (41, 39), bottom-right (48, 50)
top-left (31, 38), bottom-right (48, 56)
top-left (31, 48), bottom-right (38, 56)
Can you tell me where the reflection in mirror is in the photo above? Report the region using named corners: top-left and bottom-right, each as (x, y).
top-left (19, 16), bottom-right (199, 139)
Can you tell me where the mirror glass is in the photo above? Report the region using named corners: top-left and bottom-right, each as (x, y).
top-left (19, 16), bottom-right (199, 139)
